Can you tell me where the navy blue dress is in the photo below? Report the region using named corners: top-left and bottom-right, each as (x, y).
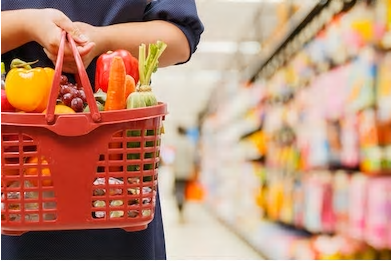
top-left (1, 1), bottom-right (203, 259)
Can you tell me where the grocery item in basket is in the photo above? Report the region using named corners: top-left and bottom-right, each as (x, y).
top-left (126, 128), bottom-right (160, 180)
top-left (95, 49), bottom-right (139, 93)
top-left (5, 59), bottom-right (55, 113)
top-left (57, 75), bottom-right (87, 112)
top-left (126, 41), bottom-right (167, 109)
top-left (91, 176), bottom-right (153, 219)
top-left (1, 180), bottom-right (39, 221)
top-left (93, 177), bottom-right (124, 196)
top-left (125, 75), bottom-right (136, 98)
top-left (102, 57), bottom-right (131, 172)
top-left (93, 200), bottom-right (106, 218)
top-left (104, 56), bottom-right (127, 111)
top-left (128, 186), bottom-right (153, 204)
top-left (1, 89), bottom-right (15, 112)
top-left (94, 200), bottom-right (125, 219)
top-left (1, 62), bottom-right (5, 88)
top-left (24, 156), bottom-right (52, 187)
top-left (92, 201), bottom-right (153, 219)
top-left (83, 101), bottom-right (105, 112)
top-left (42, 104), bottom-right (75, 114)
top-left (110, 200), bottom-right (124, 218)
top-left (83, 88), bottom-right (106, 112)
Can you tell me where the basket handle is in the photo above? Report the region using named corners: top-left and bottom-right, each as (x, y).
top-left (45, 31), bottom-right (101, 124)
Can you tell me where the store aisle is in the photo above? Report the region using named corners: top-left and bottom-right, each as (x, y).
top-left (158, 167), bottom-right (264, 260)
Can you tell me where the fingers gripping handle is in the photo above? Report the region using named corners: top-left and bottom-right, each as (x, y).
top-left (67, 34), bottom-right (101, 122)
top-left (45, 31), bottom-right (101, 124)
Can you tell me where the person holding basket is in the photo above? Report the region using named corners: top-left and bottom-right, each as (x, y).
top-left (1, 0), bottom-right (204, 259)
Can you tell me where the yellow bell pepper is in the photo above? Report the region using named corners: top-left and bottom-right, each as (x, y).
top-left (5, 65), bottom-right (55, 113)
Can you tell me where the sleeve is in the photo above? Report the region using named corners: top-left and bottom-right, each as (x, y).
top-left (143, 0), bottom-right (204, 64)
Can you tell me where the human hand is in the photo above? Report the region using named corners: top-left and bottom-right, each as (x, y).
top-left (28, 8), bottom-right (95, 73)
top-left (71, 22), bottom-right (104, 71)
top-left (44, 21), bottom-right (101, 73)
top-left (43, 40), bottom-right (96, 74)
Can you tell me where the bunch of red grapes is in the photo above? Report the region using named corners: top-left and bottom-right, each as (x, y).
top-left (58, 75), bottom-right (87, 112)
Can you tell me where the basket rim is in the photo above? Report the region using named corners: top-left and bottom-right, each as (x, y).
top-left (2, 102), bottom-right (167, 126)
top-left (1, 102), bottom-right (168, 136)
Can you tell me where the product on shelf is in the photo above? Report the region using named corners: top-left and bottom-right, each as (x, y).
top-left (332, 171), bottom-right (350, 235)
top-left (348, 173), bottom-right (368, 241)
top-left (376, 52), bottom-right (391, 144)
top-left (365, 176), bottom-right (391, 250)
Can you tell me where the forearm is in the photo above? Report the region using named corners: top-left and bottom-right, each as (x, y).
top-left (1, 10), bottom-right (35, 54)
top-left (95, 20), bottom-right (191, 67)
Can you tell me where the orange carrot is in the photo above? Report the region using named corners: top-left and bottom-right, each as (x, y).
top-left (104, 57), bottom-right (126, 172)
top-left (104, 56), bottom-right (126, 111)
top-left (124, 74), bottom-right (136, 99)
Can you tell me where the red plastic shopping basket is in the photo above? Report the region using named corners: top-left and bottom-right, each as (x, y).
top-left (1, 32), bottom-right (167, 236)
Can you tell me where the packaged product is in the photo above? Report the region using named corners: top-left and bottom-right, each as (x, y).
top-left (332, 171), bottom-right (350, 235)
top-left (365, 176), bottom-right (391, 249)
top-left (348, 173), bottom-right (368, 240)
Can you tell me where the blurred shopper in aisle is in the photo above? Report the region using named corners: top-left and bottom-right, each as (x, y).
top-left (1, 0), bottom-right (203, 259)
top-left (173, 126), bottom-right (197, 222)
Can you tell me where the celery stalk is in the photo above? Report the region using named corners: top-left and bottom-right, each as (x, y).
top-left (138, 44), bottom-right (146, 86)
top-left (138, 40), bottom-right (167, 86)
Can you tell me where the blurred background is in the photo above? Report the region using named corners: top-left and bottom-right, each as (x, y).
top-left (153, 0), bottom-right (391, 259)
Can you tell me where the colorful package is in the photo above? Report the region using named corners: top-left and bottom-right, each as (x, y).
top-left (348, 173), bottom-right (368, 240)
top-left (376, 53), bottom-right (391, 145)
top-left (303, 173), bottom-right (323, 233)
top-left (365, 176), bottom-right (391, 249)
top-left (357, 108), bottom-right (380, 148)
top-left (340, 114), bottom-right (360, 168)
top-left (346, 47), bottom-right (377, 113)
top-left (333, 171), bottom-right (351, 235)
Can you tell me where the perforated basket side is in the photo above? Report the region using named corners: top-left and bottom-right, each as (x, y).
top-left (1, 131), bottom-right (57, 229)
top-left (1, 112), bottom-right (166, 235)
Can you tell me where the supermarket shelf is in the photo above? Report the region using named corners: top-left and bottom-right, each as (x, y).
top-left (245, 0), bottom-right (357, 83)
top-left (205, 206), bottom-right (311, 260)
top-left (200, 0), bottom-right (391, 259)
top-left (275, 220), bottom-right (331, 238)
top-left (361, 170), bottom-right (391, 177)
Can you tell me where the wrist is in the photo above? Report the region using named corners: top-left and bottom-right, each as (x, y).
top-left (92, 26), bottom-right (112, 57)
top-left (24, 9), bottom-right (43, 44)
top-left (92, 23), bottom-right (139, 58)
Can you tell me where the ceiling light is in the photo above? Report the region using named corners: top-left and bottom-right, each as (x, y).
top-left (216, 0), bottom-right (283, 3)
top-left (197, 41), bottom-right (261, 54)
top-left (239, 41), bottom-right (261, 54)
top-left (197, 41), bottom-right (238, 54)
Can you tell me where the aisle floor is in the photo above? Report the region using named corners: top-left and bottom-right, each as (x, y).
top-left (159, 167), bottom-right (264, 260)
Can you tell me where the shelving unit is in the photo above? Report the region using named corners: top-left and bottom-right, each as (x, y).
top-left (199, 0), bottom-right (391, 259)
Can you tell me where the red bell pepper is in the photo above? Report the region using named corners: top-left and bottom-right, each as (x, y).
top-left (95, 50), bottom-right (139, 93)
